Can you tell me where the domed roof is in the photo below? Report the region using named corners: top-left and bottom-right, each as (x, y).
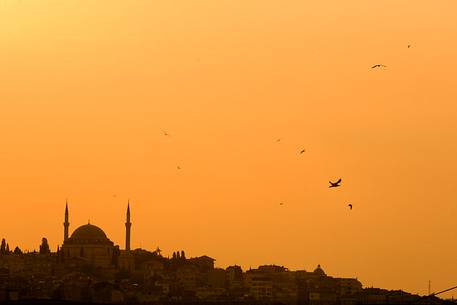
top-left (313, 264), bottom-right (326, 276)
top-left (72, 224), bottom-right (107, 239)
top-left (66, 224), bottom-right (113, 245)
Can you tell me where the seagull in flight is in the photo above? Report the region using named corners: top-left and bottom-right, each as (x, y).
top-left (177, 166), bottom-right (181, 170)
top-left (163, 131), bottom-right (170, 136)
top-left (279, 202), bottom-right (284, 206)
top-left (299, 149), bottom-right (306, 154)
top-left (371, 64), bottom-right (387, 69)
top-left (276, 138), bottom-right (281, 142)
top-left (348, 203), bottom-right (353, 210)
top-left (329, 178), bottom-right (342, 188)
top-left (407, 44), bottom-right (411, 48)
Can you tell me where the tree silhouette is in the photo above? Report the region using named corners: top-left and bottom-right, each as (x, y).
top-left (39, 238), bottom-right (50, 254)
top-left (181, 250), bottom-right (186, 259)
top-left (5, 243), bottom-right (10, 254)
top-left (0, 239), bottom-right (6, 254)
top-left (13, 246), bottom-right (22, 255)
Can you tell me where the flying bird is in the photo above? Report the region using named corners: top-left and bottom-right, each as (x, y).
top-left (407, 44), bottom-right (411, 48)
top-left (177, 166), bottom-right (181, 170)
top-left (348, 203), bottom-right (353, 210)
top-left (329, 178), bottom-right (342, 188)
top-left (279, 202), bottom-right (284, 206)
top-left (371, 64), bottom-right (387, 69)
top-left (299, 149), bottom-right (306, 154)
top-left (163, 131), bottom-right (170, 136)
top-left (276, 138), bottom-right (281, 142)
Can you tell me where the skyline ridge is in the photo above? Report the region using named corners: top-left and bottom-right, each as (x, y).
top-left (1, 0), bottom-right (456, 299)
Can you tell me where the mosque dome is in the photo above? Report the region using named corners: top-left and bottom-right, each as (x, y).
top-left (66, 224), bottom-right (113, 245)
top-left (313, 264), bottom-right (326, 276)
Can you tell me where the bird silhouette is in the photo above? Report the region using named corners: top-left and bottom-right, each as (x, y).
top-left (329, 178), bottom-right (342, 188)
top-left (348, 203), bottom-right (353, 210)
top-left (299, 149), bottom-right (306, 154)
top-left (177, 166), bottom-right (181, 170)
top-left (407, 44), bottom-right (411, 48)
top-left (279, 202), bottom-right (284, 206)
top-left (371, 64), bottom-right (387, 69)
top-left (163, 131), bottom-right (170, 136)
top-left (276, 138), bottom-right (281, 142)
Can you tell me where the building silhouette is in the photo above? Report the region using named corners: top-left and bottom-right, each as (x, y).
top-left (5, 201), bottom-right (449, 304)
top-left (60, 202), bottom-right (133, 269)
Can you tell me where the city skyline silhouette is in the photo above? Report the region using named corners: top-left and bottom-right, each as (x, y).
top-left (1, 0), bottom-right (457, 300)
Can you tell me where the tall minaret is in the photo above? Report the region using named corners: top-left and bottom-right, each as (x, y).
top-left (125, 201), bottom-right (131, 251)
top-left (64, 200), bottom-right (70, 242)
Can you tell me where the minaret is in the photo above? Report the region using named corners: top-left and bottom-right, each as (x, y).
top-left (64, 200), bottom-right (70, 242)
top-left (125, 201), bottom-right (131, 251)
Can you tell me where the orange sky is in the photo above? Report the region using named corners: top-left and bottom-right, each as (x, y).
top-left (1, 0), bottom-right (457, 297)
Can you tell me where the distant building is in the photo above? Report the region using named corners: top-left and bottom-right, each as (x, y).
top-left (143, 260), bottom-right (164, 279)
top-left (175, 264), bottom-right (199, 292)
top-left (60, 202), bottom-right (133, 269)
top-left (313, 264), bottom-right (326, 276)
top-left (226, 265), bottom-right (245, 299)
top-left (207, 268), bottom-right (226, 288)
top-left (246, 265), bottom-right (298, 303)
top-left (188, 255), bottom-right (215, 271)
top-left (61, 223), bottom-right (115, 268)
top-left (337, 277), bottom-right (363, 296)
top-left (245, 270), bottom-right (273, 300)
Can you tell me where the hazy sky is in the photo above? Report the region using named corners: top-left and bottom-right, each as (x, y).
top-left (1, 0), bottom-right (457, 297)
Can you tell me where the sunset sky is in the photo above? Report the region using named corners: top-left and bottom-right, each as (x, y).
top-left (1, 0), bottom-right (457, 297)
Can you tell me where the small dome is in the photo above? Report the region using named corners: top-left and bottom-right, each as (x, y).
top-left (313, 264), bottom-right (326, 276)
top-left (66, 224), bottom-right (113, 245)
